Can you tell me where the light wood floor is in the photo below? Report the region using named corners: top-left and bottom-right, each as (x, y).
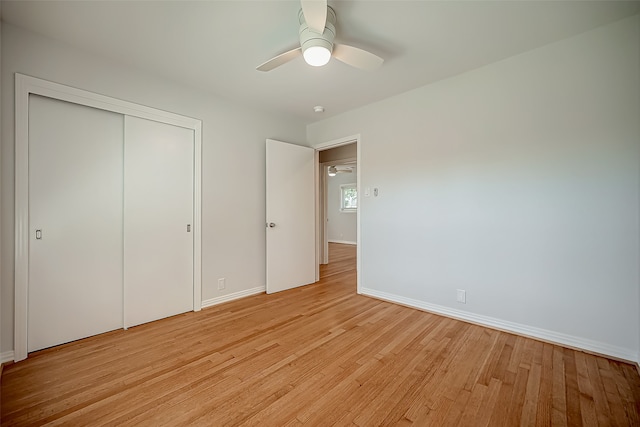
top-left (2, 243), bottom-right (640, 425)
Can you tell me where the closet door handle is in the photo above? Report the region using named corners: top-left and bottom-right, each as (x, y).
top-left (35, 229), bottom-right (42, 240)
top-left (187, 224), bottom-right (191, 232)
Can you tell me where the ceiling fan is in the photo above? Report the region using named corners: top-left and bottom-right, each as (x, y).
top-left (328, 165), bottom-right (353, 176)
top-left (256, 0), bottom-right (384, 72)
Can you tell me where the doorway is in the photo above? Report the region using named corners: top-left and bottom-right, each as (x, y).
top-left (314, 138), bottom-right (360, 292)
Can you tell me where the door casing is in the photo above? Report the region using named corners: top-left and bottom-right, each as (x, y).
top-left (312, 135), bottom-right (361, 291)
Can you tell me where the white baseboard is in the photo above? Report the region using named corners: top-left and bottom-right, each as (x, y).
top-left (361, 287), bottom-right (638, 364)
top-left (328, 240), bottom-right (356, 245)
top-left (201, 286), bottom-right (265, 309)
top-left (1, 351), bottom-right (15, 364)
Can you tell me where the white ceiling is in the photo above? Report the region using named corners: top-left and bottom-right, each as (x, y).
top-left (2, 1), bottom-right (638, 123)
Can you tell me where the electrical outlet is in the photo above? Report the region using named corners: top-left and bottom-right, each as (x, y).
top-left (456, 289), bottom-right (466, 304)
top-left (218, 278), bottom-right (226, 290)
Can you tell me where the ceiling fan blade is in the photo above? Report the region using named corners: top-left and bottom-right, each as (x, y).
top-left (301, 0), bottom-right (327, 34)
top-left (256, 47), bottom-right (302, 72)
top-left (333, 43), bottom-right (384, 71)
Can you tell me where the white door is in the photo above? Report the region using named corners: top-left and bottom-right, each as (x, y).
top-left (266, 139), bottom-right (316, 293)
top-left (28, 95), bottom-right (124, 352)
top-left (124, 116), bottom-right (194, 327)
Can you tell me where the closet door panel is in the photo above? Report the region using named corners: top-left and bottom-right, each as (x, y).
top-left (28, 95), bottom-right (124, 352)
top-left (124, 116), bottom-right (194, 328)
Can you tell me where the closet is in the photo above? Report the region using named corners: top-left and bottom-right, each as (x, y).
top-left (27, 94), bottom-right (195, 352)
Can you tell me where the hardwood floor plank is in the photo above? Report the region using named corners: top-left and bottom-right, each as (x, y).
top-left (508, 366), bottom-right (530, 426)
top-left (520, 362), bottom-right (542, 427)
top-left (376, 337), bottom-right (454, 425)
top-left (535, 343), bottom-right (555, 426)
top-left (457, 383), bottom-right (488, 426)
top-left (576, 351), bottom-right (600, 426)
top-left (474, 377), bottom-right (504, 427)
top-left (488, 370), bottom-right (517, 426)
top-left (598, 362), bottom-right (629, 427)
top-left (585, 354), bottom-right (613, 426)
top-left (2, 243), bottom-right (639, 426)
top-left (477, 333), bottom-right (509, 386)
top-left (551, 345), bottom-right (568, 426)
top-left (417, 395), bottom-right (454, 425)
top-left (618, 363), bottom-right (640, 426)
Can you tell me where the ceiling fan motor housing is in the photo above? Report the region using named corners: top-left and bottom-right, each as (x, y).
top-left (298, 6), bottom-right (336, 55)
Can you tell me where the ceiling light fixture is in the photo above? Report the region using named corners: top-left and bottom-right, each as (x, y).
top-left (256, 4), bottom-right (384, 72)
top-left (327, 165), bottom-right (353, 176)
top-left (314, 105), bottom-right (325, 113)
top-left (298, 7), bottom-right (335, 67)
top-left (303, 45), bottom-right (332, 67)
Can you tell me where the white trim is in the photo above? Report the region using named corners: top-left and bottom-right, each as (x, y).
top-left (322, 164), bottom-right (328, 265)
top-left (201, 287), bottom-right (265, 309)
top-left (315, 150), bottom-right (321, 280)
top-left (16, 74), bottom-right (198, 129)
top-left (313, 134), bottom-right (362, 294)
top-left (328, 240), bottom-right (357, 245)
top-left (356, 140), bottom-right (362, 294)
top-left (14, 74), bottom-right (29, 362)
top-left (14, 73), bottom-right (203, 362)
top-left (193, 124), bottom-right (203, 314)
top-left (1, 351), bottom-right (15, 364)
top-left (312, 134), bottom-right (361, 151)
top-left (361, 287), bottom-right (638, 363)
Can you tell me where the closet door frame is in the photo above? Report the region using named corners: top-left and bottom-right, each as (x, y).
top-left (14, 73), bottom-right (203, 362)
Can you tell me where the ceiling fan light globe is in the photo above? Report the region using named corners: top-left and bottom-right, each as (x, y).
top-left (303, 46), bottom-right (331, 67)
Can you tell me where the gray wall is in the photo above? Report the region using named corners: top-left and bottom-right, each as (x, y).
top-left (0, 23), bottom-right (306, 356)
top-left (308, 16), bottom-right (640, 361)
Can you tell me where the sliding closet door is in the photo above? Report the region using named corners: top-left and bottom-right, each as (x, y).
top-left (28, 95), bottom-right (124, 352)
top-left (124, 116), bottom-right (194, 328)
